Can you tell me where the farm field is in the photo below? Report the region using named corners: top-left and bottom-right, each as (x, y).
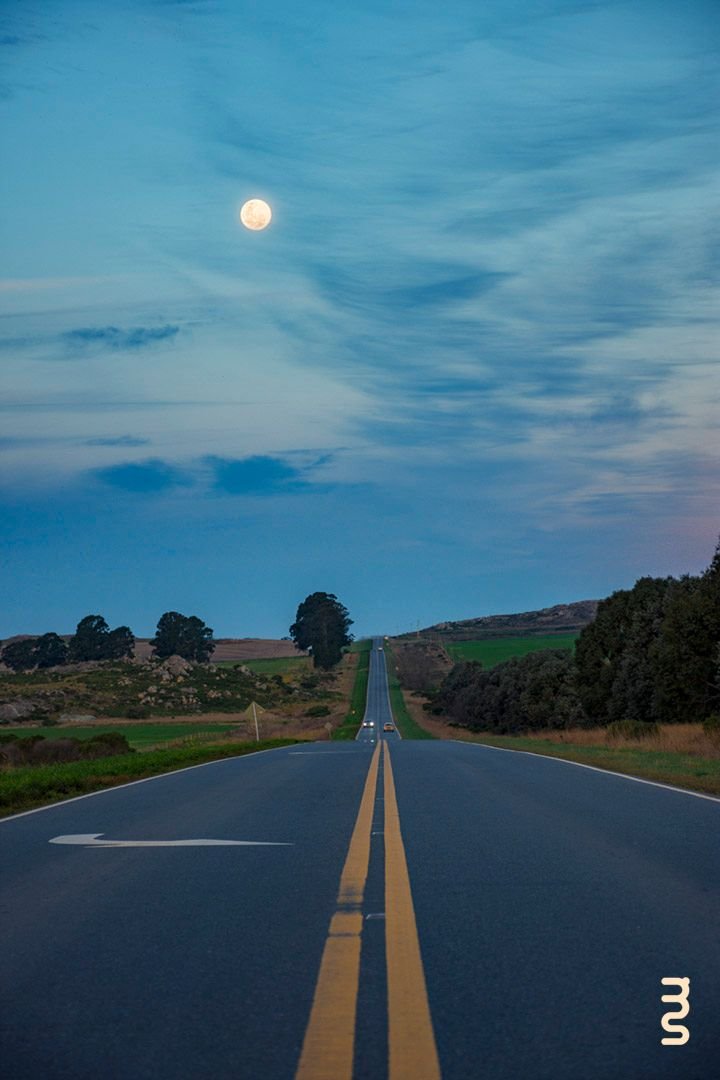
top-left (2, 722), bottom-right (237, 750)
top-left (446, 633), bottom-right (578, 667)
top-left (214, 656), bottom-right (312, 676)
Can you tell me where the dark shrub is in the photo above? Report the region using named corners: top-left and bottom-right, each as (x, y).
top-left (305, 705), bottom-right (331, 717)
top-left (125, 705), bottom-right (151, 719)
top-left (81, 732), bottom-right (133, 758)
top-left (33, 738), bottom-right (83, 763)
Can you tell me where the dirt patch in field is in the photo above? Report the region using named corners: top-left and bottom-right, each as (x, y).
top-left (132, 638), bottom-right (308, 662)
top-left (391, 641), bottom-right (453, 693)
top-left (396, 688), bottom-right (456, 738)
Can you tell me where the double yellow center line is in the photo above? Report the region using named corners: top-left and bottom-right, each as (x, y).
top-left (296, 742), bottom-right (440, 1080)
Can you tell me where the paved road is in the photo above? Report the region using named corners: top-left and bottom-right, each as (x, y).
top-left (356, 637), bottom-right (399, 744)
top-left (1, 642), bottom-right (718, 1079)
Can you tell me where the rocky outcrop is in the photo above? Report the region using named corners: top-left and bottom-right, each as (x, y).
top-left (0, 700), bottom-right (36, 722)
top-left (410, 600), bottom-right (600, 641)
top-left (157, 655), bottom-right (193, 680)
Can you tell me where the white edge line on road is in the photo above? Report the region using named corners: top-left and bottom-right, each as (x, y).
top-left (454, 740), bottom-right (720, 804)
top-left (0, 744), bottom-right (295, 825)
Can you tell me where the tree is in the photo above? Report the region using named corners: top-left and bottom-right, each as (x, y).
top-left (653, 541), bottom-right (720, 723)
top-left (151, 612), bottom-right (215, 662)
top-left (1, 639), bottom-right (38, 672)
top-left (430, 650), bottom-right (582, 733)
top-left (104, 626), bottom-right (135, 660)
top-left (69, 615), bottom-right (136, 662)
top-left (289, 592), bottom-right (353, 669)
top-left (34, 632), bottom-right (69, 668)
top-left (68, 615), bottom-right (111, 662)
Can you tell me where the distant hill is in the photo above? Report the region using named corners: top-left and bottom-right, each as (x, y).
top-left (398, 600), bottom-right (599, 642)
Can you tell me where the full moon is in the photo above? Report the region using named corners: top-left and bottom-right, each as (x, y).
top-left (239, 198), bottom-right (272, 231)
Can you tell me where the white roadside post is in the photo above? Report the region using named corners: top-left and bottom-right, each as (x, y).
top-left (252, 701), bottom-right (259, 742)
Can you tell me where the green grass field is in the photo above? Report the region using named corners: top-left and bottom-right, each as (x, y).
top-left (0, 738), bottom-right (301, 816)
top-left (456, 733), bottom-right (720, 796)
top-left (3, 722), bottom-right (237, 749)
top-left (332, 640), bottom-right (371, 740)
top-left (446, 633), bottom-right (578, 667)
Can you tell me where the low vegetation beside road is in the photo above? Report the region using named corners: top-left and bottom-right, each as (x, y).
top-left (452, 728), bottom-right (720, 797)
top-left (0, 738), bottom-right (301, 816)
top-left (0, 722), bottom-right (239, 749)
top-left (332, 640), bottom-right (371, 740)
top-left (385, 645), bottom-right (434, 739)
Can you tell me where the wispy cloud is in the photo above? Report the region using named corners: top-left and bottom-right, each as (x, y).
top-left (90, 453), bottom-right (326, 497)
top-left (93, 459), bottom-right (193, 493)
top-left (84, 435), bottom-right (151, 447)
top-left (63, 325), bottom-right (180, 350)
top-left (0, 276), bottom-right (118, 293)
top-left (209, 455), bottom-right (309, 496)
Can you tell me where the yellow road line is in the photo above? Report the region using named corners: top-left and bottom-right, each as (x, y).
top-left (384, 741), bottom-right (441, 1080)
top-left (295, 742), bottom-right (381, 1080)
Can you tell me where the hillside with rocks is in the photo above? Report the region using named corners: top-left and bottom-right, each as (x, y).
top-left (0, 654), bottom-right (322, 726)
top-left (401, 600), bottom-right (599, 642)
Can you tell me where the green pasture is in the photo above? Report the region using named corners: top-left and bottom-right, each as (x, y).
top-left (4, 722), bottom-right (237, 750)
top-left (446, 633), bottom-right (578, 667)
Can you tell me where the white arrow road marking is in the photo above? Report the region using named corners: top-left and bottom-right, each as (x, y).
top-left (49, 834), bottom-right (291, 848)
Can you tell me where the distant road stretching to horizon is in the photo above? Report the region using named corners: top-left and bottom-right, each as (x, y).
top-left (1, 639), bottom-right (718, 1078)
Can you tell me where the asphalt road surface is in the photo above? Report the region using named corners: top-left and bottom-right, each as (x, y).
top-left (356, 638), bottom-right (398, 744)
top-left (1, 639), bottom-right (718, 1079)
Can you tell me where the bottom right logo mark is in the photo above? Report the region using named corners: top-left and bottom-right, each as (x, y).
top-left (661, 977), bottom-right (690, 1046)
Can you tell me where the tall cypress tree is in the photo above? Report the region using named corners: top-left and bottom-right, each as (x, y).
top-left (289, 593), bottom-right (353, 669)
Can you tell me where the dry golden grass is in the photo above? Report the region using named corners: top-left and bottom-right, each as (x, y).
top-left (398, 694), bottom-right (720, 760)
top-left (518, 723), bottom-right (720, 758)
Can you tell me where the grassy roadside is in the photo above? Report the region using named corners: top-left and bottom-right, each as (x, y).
top-left (452, 732), bottom-right (720, 796)
top-left (0, 738), bottom-right (301, 817)
top-left (2, 722), bottom-right (238, 750)
top-left (385, 645), bottom-right (435, 740)
top-left (332, 640), bottom-right (371, 740)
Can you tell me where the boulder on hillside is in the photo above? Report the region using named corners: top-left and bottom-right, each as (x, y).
top-left (0, 700), bottom-right (36, 722)
top-left (157, 654), bottom-right (193, 679)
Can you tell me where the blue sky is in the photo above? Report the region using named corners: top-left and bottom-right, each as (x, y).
top-left (1, 0), bottom-right (718, 639)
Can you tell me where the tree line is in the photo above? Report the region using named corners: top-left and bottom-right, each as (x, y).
top-left (429, 537), bottom-right (720, 734)
top-left (1, 611), bottom-right (214, 671)
top-left (1, 591), bottom-right (354, 673)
